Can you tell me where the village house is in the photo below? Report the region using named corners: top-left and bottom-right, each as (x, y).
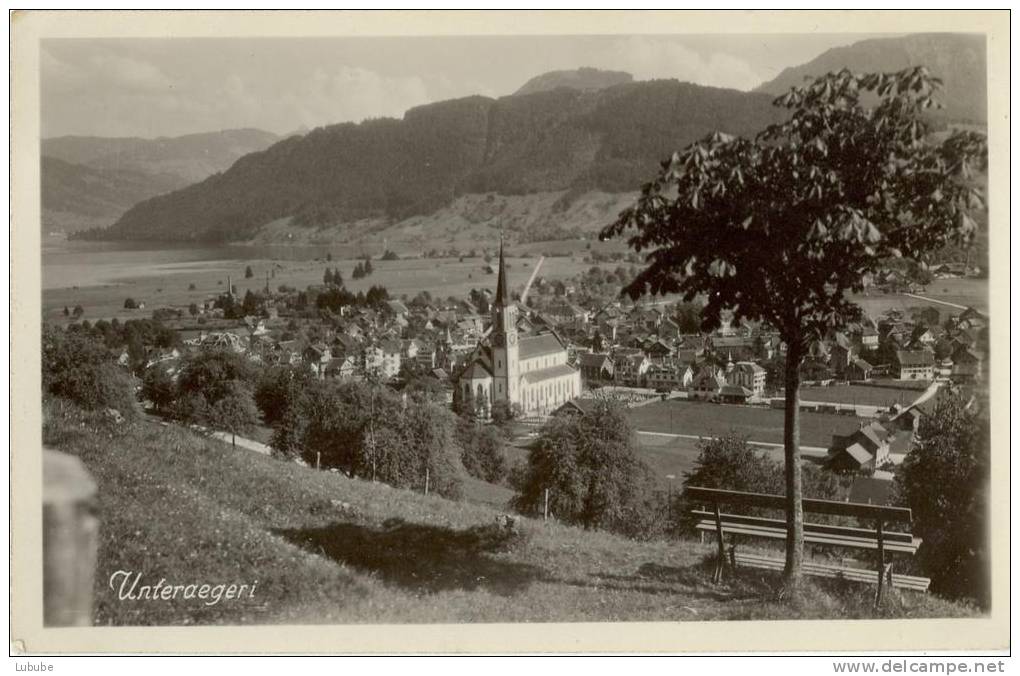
top-left (645, 362), bottom-right (693, 392)
top-left (643, 338), bottom-right (675, 363)
top-left (950, 346), bottom-right (984, 382)
top-left (893, 349), bottom-right (935, 381)
top-left (378, 339), bottom-right (403, 378)
top-left (613, 350), bottom-right (650, 387)
top-left (303, 342), bottom-right (332, 379)
top-left (846, 358), bottom-right (874, 382)
top-left (825, 421), bottom-right (894, 472)
top-left (326, 353), bottom-right (358, 379)
top-left (577, 352), bottom-right (614, 388)
top-left (725, 360), bottom-right (766, 398)
top-left (689, 365), bottom-right (727, 401)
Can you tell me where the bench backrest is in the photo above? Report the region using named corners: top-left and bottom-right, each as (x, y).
top-left (686, 486), bottom-right (912, 524)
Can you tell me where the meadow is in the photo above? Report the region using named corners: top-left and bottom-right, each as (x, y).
top-left (626, 399), bottom-right (865, 449)
top-left (43, 399), bottom-right (975, 626)
top-left (42, 246), bottom-right (597, 323)
top-left (849, 277), bottom-right (988, 318)
top-left (798, 384), bottom-right (928, 408)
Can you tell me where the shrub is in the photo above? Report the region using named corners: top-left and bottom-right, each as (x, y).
top-left (123, 298), bottom-right (138, 309)
top-left (512, 398), bottom-right (653, 533)
top-left (459, 424), bottom-right (509, 484)
top-left (141, 365), bottom-right (176, 412)
top-left (42, 324), bottom-right (139, 417)
top-left (895, 393), bottom-right (990, 607)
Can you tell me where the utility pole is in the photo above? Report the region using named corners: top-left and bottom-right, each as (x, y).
top-left (424, 468), bottom-right (430, 496)
top-left (543, 488), bottom-right (550, 521)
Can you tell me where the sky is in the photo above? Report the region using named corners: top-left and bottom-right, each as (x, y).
top-left (41, 34), bottom-right (893, 139)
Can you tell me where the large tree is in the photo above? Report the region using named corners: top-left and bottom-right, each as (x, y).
top-left (513, 397), bottom-right (652, 532)
top-left (600, 67), bottom-right (986, 587)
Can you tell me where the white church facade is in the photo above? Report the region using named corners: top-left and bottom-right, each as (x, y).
top-left (456, 243), bottom-right (582, 417)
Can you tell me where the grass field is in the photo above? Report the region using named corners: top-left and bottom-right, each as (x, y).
top-left (798, 384), bottom-right (927, 408)
top-left (850, 278), bottom-right (988, 318)
top-left (626, 400), bottom-right (864, 448)
top-left (43, 398), bottom-right (975, 626)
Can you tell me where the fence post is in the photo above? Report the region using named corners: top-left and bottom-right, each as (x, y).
top-left (424, 468), bottom-right (430, 496)
top-left (543, 488), bottom-right (549, 521)
top-left (43, 449), bottom-right (98, 627)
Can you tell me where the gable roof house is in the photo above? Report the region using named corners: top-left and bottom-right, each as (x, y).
top-left (826, 421), bottom-right (893, 472)
top-left (893, 349), bottom-right (935, 381)
top-left (577, 352), bottom-right (614, 386)
top-left (689, 366), bottom-right (727, 401)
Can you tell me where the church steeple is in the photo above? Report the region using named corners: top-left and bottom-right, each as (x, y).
top-left (494, 237), bottom-right (509, 307)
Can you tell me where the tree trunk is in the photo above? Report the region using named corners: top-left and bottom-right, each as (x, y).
top-left (782, 342), bottom-right (805, 591)
top-left (231, 432), bottom-right (236, 447)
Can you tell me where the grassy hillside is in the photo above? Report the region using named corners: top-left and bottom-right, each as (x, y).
top-left (41, 157), bottom-right (186, 233)
top-left (43, 399), bottom-right (977, 625)
top-left (249, 190), bottom-right (639, 248)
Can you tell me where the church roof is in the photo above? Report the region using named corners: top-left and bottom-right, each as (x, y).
top-left (461, 360), bottom-right (493, 380)
top-left (521, 363), bottom-right (577, 384)
top-left (519, 333), bottom-right (565, 360)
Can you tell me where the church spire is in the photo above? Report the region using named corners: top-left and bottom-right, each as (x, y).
top-left (494, 235), bottom-right (509, 307)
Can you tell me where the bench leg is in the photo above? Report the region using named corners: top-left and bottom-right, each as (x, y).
top-left (713, 504), bottom-right (726, 584)
top-left (875, 520), bottom-right (886, 608)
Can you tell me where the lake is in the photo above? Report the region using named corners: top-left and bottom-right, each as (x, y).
top-left (42, 239), bottom-right (347, 291)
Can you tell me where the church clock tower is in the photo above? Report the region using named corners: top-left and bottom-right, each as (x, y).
top-left (491, 239), bottom-right (519, 405)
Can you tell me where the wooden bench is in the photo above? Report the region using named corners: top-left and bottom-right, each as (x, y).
top-left (687, 486), bottom-right (930, 605)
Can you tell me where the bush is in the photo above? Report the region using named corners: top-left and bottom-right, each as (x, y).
top-left (123, 298), bottom-right (138, 309)
top-left (895, 393), bottom-right (990, 607)
top-left (42, 324), bottom-right (139, 417)
top-left (141, 365), bottom-right (176, 412)
top-left (291, 381), bottom-right (465, 499)
top-left (459, 424), bottom-right (509, 484)
top-left (512, 397), bottom-right (654, 533)
top-left (174, 349), bottom-right (257, 424)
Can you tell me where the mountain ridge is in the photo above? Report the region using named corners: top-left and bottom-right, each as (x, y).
top-left (77, 80), bottom-right (786, 242)
top-left (41, 128), bottom-right (281, 233)
top-left (756, 33), bottom-right (987, 123)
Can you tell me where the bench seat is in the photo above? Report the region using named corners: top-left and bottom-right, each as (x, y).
top-left (731, 552), bottom-right (932, 592)
top-left (693, 512), bottom-right (922, 555)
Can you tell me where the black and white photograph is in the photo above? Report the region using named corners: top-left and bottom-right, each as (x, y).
top-left (11, 9), bottom-right (1009, 656)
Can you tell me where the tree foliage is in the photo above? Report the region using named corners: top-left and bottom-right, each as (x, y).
top-left (175, 349), bottom-right (256, 419)
top-left (895, 393), bottom-right (990, 607)
top-left (206, 379), bottom-right (259, 446)
top-left (599, 67), bottom-right (987, 585)
top-left (141, 365), bottom-right (176, 412)
top-left (273, 380), bottom-right (466, 499)
top-left (458, 423), bottom-right (509, 484)
top-left (602, 67), bottom-right (986, 342)
top-left (41, 324), bottom-right (139, 417)
top-left (512, 398), bottom-right (652, 532)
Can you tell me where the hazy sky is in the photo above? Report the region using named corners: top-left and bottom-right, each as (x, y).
top-left (41, 34), bottom-right (892, 139)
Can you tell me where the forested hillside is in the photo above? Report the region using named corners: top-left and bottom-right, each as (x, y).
top-left (77, 80), bottom-right (785, 242)
top-left (757, 33), bottom-right (987, 124)
top-left (42, 128), bottom-right (280, 233)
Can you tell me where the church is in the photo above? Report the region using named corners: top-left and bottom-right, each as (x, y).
top-left (456, 243), bottom-right (582, 418)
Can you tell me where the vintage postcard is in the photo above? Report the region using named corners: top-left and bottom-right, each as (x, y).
top-left (10, 9), bottom-right (1010, 654)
